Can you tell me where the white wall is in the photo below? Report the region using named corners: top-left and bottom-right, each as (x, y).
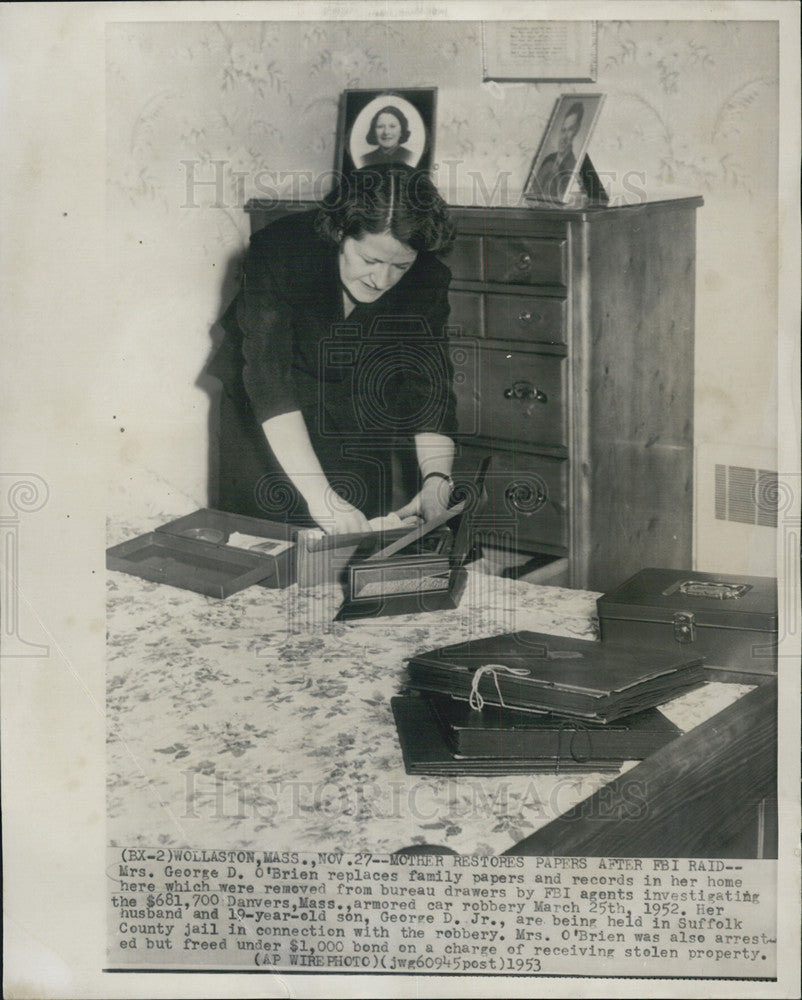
top-left (106, 19), bottom-right (780, 569)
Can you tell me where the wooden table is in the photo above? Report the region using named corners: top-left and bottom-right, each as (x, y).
top-left (505, 680), bottom-right (776, 858)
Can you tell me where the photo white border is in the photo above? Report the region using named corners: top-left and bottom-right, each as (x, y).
top-left (1, 2), bottom-right (799, 999)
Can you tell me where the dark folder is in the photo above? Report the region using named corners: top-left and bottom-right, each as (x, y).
top-left (406, 631), bottom-right (705, 723)
top-left (391, 696), bottom-right (622, 775)
top-left (424, 691), bottom-right (681, 759)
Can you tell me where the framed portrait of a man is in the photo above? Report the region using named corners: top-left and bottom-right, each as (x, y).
top-left (524, 92), bottom-right (605, 203)
top-left (337, 87), bottom-right (437, 174)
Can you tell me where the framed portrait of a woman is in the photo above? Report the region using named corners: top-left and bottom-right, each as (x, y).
top-left (337, 87), bottom-right (437, 174)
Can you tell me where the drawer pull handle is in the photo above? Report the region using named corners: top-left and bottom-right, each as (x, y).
top-left (503, 380), bottom-right (547, 404)
top-left (516, 253), bottom-right (532, 270)
top-left (505, 481), bottom-right (547, 514)
top-left (518, 310), bottom-right (540, 324)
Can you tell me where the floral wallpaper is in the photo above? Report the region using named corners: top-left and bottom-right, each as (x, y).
top-left (105, 19), bottom-right (778, 512)
top-left (107, 21), bottom-right (778, 206)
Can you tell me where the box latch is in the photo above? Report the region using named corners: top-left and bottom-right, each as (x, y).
top-left (673, 611), bottom-right (696, 643)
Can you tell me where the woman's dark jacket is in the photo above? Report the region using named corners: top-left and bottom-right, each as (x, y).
top-left (207, 209), bottom-right (457, 521)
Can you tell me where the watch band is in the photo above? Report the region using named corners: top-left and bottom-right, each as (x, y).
top-left (422, 471), bottom-right (454, 487)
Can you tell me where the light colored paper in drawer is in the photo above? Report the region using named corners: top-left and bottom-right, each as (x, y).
top-left (226, 532), bottom-right (295, 555)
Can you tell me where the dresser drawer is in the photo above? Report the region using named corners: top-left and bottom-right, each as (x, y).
top-left (449, 235), bottom-right (485, 281)
top-left (485, 236), bottom-right (567, 287)
top-left (448, 290), bottom-right (483, 338)
top-left (454, 347), bottom-right (566, 448)
top-left (449, 289), bottom-right (566, 343)
top-left (485, 293), bottom-right (566, 344)
top-left (456, 445), bottom-right (568, 551)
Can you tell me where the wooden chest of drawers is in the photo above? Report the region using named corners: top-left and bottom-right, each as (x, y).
top-left (245, 196), bottom-right (702, 591)
top-left (446, 200), bottom-right (701, 591)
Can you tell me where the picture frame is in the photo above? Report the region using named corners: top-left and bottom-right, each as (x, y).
top-left (523, 93), bottom-right (605, 204)
top-left (336, 87), bottom-right (437, 175)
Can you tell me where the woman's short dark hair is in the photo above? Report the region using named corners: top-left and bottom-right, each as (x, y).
top-left (316, 164), bottom-right (455, 255)
top-left (365, 105), bottom-right (411, 146)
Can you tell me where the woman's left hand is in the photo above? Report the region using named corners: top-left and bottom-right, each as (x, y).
top-left (395, 475), bottom-right (452, 524)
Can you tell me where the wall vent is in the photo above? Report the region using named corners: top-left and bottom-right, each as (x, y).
top-left (714, 465), bottom-right (778, 528)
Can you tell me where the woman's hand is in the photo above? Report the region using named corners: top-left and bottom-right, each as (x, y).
top-left (306, 488), bottom-right (371, 535)
top-left (261, 412), bottom-right (371, 535)
top-left (395, 475), bottom-right (452, 525)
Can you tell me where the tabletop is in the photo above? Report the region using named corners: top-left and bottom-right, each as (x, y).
top-left (106, 491), bottom-right (752, 856)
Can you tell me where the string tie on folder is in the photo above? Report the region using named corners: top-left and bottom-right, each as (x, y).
top-left (556, 719), bottom-right (593, 770)
top-left (469, 664), bottom-right (530, 711)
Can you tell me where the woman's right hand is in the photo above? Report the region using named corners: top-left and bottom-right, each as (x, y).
top-left (260, 413), bottom-right (371, 534)
top-left (306, 488), bottom-right (371, 535)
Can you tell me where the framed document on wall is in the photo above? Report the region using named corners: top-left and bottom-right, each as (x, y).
top-left (482, 21), bottom-right (598, 82)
